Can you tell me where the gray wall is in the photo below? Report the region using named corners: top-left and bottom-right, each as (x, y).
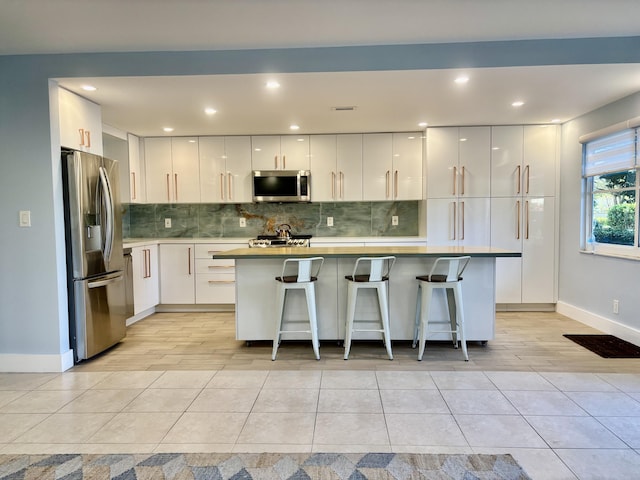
top-left (558, 91), bottom-right (640, 333)
top-left (1, 38), bottom-right (640, 369)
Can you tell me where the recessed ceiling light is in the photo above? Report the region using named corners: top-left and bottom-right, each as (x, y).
top-left (163, 127), bottom-right (174, 133)
top-left (266, 80), bottom-right (280, 89)
top-left (290, 125), bottom-right (300, 130)
top-left (296, 137), bottom-right (305, 142)
top-left (254, 148), bottom-right (262, 152)
top-left (188, 140), bottom-right (196, 143)
top-left (81, 85), bottom-right (96, 91)
top-left (204, 107), bottom-right (217, 115)
top-left (454, 76), bottom-right (469, 84)
top-left (492, 147), bottom-right (500, 150)
top-left (551, 118), bottom-right (561, 123)
top-left (511, 100), bottom-right (525, 107)
top-left (418, 122), bottom-right (428, 128)
top-left (459, 138), bottom-right (467, 142)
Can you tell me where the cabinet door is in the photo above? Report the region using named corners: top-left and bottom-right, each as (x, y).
top-left (251, 136), bottom-right (281, 170)
top-left (491, 198), bottom-right (523, 303)
top-left (171, 137), bottom-right (200, 203)
top-left (426, 198), bottom-right (457, 246)
top-left (426, 127), bottom-right (458, 199)
top-left (362, 133), bottom-right (393, 200)
top-left (458, 198), bottom-right (490, 246)
top-left (524, 125), bottom-right (558, 197)
top-left (225, 136), bottom-right (252, 203)
top-left (144, 138), bottom-right (173, 203)
top-left (160, 244), bottom-right (195, 304)
top-left (491, 126), bottom-right (523, 197)
top-left (132, 245), bottom-right (159, 314)
top-left (280, 135), bottom-right (310, 170)
top-left (337, 134), bottom-right (363, 201)
top-left (459, 127), bottom-right (491, 198)
top-left (522, 197), bottom-right (556, 303)
top-left (310, 135), bottom-right (337, 201)
top-left (58, 87), bottom-right (103, 155)
top-left (199, 136), bottom-right (226, 202)
top-left (392, 132), bottom-right (423, 200)
top-left (127, 134), bottom-right (145, 203)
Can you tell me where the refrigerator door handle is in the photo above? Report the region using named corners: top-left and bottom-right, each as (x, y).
top-left (88, 271), bottom-right (123, 289)
top-left (98, 166), bottom-right (115, 263)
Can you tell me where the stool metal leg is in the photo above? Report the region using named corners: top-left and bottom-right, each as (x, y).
top-left (344, 282), bottom-right (356, 360)
top-left (272, 283), bottom-right (287, 361)
top-left (376, 282), bottom-right (393, 360)
top-left (412, 283), bottom-right (421, 348)
top-left (445, 288), bottom-right (458, 348)
top-left (453, 282), bottom-right (469, 361)
top-left (417, 283), bottom-right (433, 361)
top-left (305, 284), bottom-right (320, 360)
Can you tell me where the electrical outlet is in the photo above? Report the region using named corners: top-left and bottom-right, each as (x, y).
top-left (19, 210), bottom-right (31, 227)
top-left (613, 299), bottom-right (619, 314)
top-left (164, 218), bottom-right (171, 228)
top-left (327, 216), bottom-right (334, 227)
top-left (239, 217), bottom-right (246, 227)
top-left (392, 215), bottom-right (399, 226)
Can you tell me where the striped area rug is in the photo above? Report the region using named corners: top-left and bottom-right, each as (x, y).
top-left (0, 452), bottom-right (531, 479)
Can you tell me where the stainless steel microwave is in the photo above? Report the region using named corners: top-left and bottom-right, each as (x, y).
top-left (252, 170), bottom-right (311, 202)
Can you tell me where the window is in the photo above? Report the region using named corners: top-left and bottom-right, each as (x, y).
top-left (583, 128), bottom-right (640, 257)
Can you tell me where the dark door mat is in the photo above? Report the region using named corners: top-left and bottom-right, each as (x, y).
top-left (564, 334), bottom-right (640, 358)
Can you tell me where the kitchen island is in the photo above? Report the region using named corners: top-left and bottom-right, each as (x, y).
top-left (215, 246), bottom-right (520, 343)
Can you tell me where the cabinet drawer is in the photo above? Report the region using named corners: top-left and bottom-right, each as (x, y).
top-left (196, 274), bottom-right (235, 304)
top-left (195, 243), bottom-right (245, 259)
top-left (195, 259), bottom-right (235, 273)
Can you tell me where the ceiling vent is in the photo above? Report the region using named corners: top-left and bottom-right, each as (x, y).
top-left (331, 106), bottom-right (357, 111)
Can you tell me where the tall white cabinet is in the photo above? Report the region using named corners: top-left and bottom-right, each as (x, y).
top-left (490, 125), bottom-right (558, 304)
top-left (310, 134), bottom-right (363, 201)
top-left (426, 127), bottom-right (491, 246)
top-left (199, 136), bottom-right (252, 203)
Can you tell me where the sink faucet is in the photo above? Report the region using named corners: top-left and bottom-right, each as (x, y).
top-left (275, 223), bottom-right (291, 238)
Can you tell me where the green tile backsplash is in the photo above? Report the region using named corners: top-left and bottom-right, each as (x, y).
top-left (122, 201), bottom-right (419, 239)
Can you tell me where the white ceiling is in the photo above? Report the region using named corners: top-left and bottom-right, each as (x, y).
top-left (5, 0), bottom-right (640, 136)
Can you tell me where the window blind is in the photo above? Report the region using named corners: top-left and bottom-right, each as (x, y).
top-left (583, 129), bottom-right (636, 177)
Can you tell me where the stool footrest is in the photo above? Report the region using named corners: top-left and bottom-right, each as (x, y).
top-left (351, 328), bottom-right (385, 333)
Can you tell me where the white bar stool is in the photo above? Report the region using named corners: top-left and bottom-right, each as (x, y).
top-left (413, 256), bottom-right (471, 362)
top-left (343, 256), bottom-right (396, 360)
top-left (272, 256), bottom-right (324, 361)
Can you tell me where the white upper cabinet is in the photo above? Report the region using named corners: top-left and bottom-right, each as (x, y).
top-left (427, 127), bottom-right (491, 199)
top-left (127, 133), bottom-right (145, 203)
top-left (58, 87), bottom-right (103, 155)
top-left (310, 134), bottom-right (362, 201)
top-left (362, 132), bottom-right (422, 201)
top-left (251, 135), bottom-right (310, 170)
top-left (523, 125), bottom-right (558, 197)
top-left (199, 136), bottom-right (252, 203)
top-left (491, 126), bottom-right (524, 197)
top-left (144, 137), bottom-right (200, 203)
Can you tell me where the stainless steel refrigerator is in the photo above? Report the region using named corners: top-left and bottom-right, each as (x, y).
top-left (62, 149), bottom-right (126, 362)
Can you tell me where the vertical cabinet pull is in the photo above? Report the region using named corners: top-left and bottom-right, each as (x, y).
top-left (516, 165), bottom-right (521, 194)
top-left (166, 174), bottom-right (170, 201)
top-left (219, 173), bottom-right (225, 201)
top-left (274, 155), bottom-right (278, 169)
top-left (331, 172), bottom-right (336, 199)
top-left (525, 200), bottom-right (530, 240)
top-left (461, 166), bottom-right (465, 195)
top-left (85, 130), bottom-right (91, 148)
top-left (78, 129), bottom-right (91, 149)
top-left (282, 155), bottom-right (286, 169)
top-left (394, 170), bottom-right (398, 198)
top-left (142, 248), bottom-right (151, 279)
top-left (187, 247), bottom-right (192, 275)
top-left (174, 173), bottom-right (178, 201)
top-left (516, 200), bottom-right (521, 240)
top-left (452, 166), bottom-right (457, 195)
top-left (451, 201), bottom-right (457, 240)
top-left (340, 171), bottom-right (345, 199)
top-left (460, 201), bottom-right (465, 240)
top-left (131, 172), bottom-right (136, 200)
top-left (525, 164), bottom-right (530, 194)
top-left (228, 172), bottom-right (233, 200)
top-left (78, 128), bottom-right (85, 146)
top-left (385, 170), bottom-right (390, 198)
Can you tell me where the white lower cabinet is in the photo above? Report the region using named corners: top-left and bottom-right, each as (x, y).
top-left (491, 196), bottom-right (556, 303)
top-left (195, 243), bottom-right (243, 304)
top-left (132, 245), bottom-right (159, 314)
top-left (426, 198), bottom-right (490, 246)
top-left (160, 244), bottom-right (195, 304)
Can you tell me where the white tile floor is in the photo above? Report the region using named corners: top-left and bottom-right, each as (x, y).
top-left (1, 370), bottom-right (640, 479)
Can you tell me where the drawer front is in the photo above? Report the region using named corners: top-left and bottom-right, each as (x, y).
top-left (195, 259), bottom-right (235, 273)
top-left (196, 274), bottom-right (235, 304)
top-left (195, 243), bottom-right (245, 259)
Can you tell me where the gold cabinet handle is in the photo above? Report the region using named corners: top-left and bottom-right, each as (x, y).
top-left (453, 166), bottom-right (457, 195)
top-left (207, 265), bottom-right (234, 269)
top-left (174, 173), bottom-right (178, 201)
top-left (516, 165), bottom-right (521, 194)
top-left (460, 201), bottom-right (465, 241)
top-left (228, 172), bottom-right (233, 200)
top-left (131, 172), bottom-right (136, 200)
top-left (452, 201), bottom-right (457, 240)
top-left (394, 170), bottom-right (398, 198)
top-left (516, 200), bottom-right (521, 240)
top-left (85, 130), bottom-right (91, 148)
top-left (461, 166), bottom-right (465, 195)
top-left (188, 247), bottom-right (192, 275)
top-left (386, 170), bottom-right (390, 198)
top-left (525, 200), bottom-right (530, 240)
top-left (208, 280), bottom-right (235, 284)
top-left (331, 172), bottom-right (336, 199)
top-left (219, 173), bottom-right (225, 201)
top-left (166, 174), bottom-right (170, 201)
top-left (340, 171), bottom-right (345, 199)
top-left (525, 164), bottom-right (530, 194)
top-left (283, 155), bottom-right (286, 169)
top-left (78, 128), bottom-right (85, 146)
top-left (274, 155), bottom-right (278, 169)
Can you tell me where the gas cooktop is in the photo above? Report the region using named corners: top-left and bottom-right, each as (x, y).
top-left (248, 234), bottom-right (312, 248)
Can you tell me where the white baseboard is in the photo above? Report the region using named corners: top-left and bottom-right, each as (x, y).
top-left (126, 307), bottom-right (156, 326)
top-left (557, 301), bottom-right (640, 346)
top-left (0, 349), bottom-right (74, 373)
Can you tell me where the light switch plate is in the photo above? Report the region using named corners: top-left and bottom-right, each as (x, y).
top-left (392, 215), bottom-right (399, 226)
top-left (164, 218), bottom-right (171, 228)
top-left (239, 217), bottom-right (246, 227)
top-left (327, 216), bottom-right (334, 227)
top-left (19, 210), bottom-right (31, 227)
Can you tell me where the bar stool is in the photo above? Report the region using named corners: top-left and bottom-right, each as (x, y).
top-left (344, 256), bottom-right (396, 360)
top-left (413, 256), bottom-right (471, 362)
top-left (272, 256), bottom-right (324, 361)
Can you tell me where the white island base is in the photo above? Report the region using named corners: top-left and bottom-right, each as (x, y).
top-left (216, 246), bottom-right (519, 344)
